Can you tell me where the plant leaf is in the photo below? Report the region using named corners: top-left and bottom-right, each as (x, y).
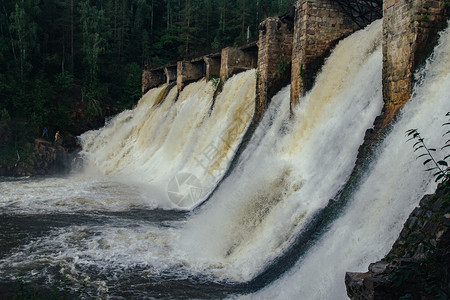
top-left (423, 158), bottom-right (432, 165)
top-left (428, 148), bottom-right (436, 152)
top-left (444, 154), bottom-right (450, 160)
top-left (425, 167), bottom-right (437, 171)
top-left (416, 153), bottom-right (428, 159)
top-left (414, 145), bottom-right (425, 152)
top-left (435, 174), bottom-right (444, 182)
top-left (413, 141), bottom-right (422, 148)
top-left (433, 171), bottom-right (442, 177)
top-left (442, 144), bottom-right (450, 149)
top-left (437, 160), bottom-right (448, 166)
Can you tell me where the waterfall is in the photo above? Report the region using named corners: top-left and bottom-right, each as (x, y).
top-left (248, 22), bottom-right (450, 299)
top-left (79, 70), bottom-right (256, 209)
top-left (174, 20), bottom-right (384, 282)
top-left (0, 18), bottom-right (448, 300)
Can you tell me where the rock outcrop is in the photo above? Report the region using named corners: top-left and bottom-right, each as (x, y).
top-left (0, 138), bottom-right (75, 177)
top-left (346, 182), bottom-right (450, 299)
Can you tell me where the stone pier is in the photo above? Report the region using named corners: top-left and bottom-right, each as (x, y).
top-left (143, 43), bottom-right (258, 93)
top-left (177, 61), bottom-right (205, 92)
top-left (204, 55), bottom-right (221, 78)
top-left (142, 68), bottom-right (166, 94)
top-left (380, 0), bottom-right (449, 129)
top-left (256, 17), bottom-right (293, 122)
top-left (290, 0), bottom-right (358, 109)
top-left (164, 66), bottom-right (177, 84)
top-left (220, 46), bottom-right (258, 82)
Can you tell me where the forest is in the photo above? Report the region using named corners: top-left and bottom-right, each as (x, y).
top-left (0, 0), bottom-right (294, 166)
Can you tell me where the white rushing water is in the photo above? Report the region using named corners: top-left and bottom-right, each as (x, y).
top-left (81, 70), bottom-right (255, 210)
top-left (0, 70), bottom-right (256, 294)
top-left (0, 19), bottom-right (384, 289)
top-left (174, 20), bottom-right (384, 281)
top-left (250, 22), bottom-right (450, 299)
top-left (0, 19), bottom-right (448, 300)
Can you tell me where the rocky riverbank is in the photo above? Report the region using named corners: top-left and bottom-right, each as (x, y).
top-left (0, 137), bottom-right (78, 177)
top-left (345, 182), bottom-right (450, 299)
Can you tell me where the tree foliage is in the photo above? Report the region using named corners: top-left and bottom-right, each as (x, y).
top-left (0, 0), bottom-right (294, 163)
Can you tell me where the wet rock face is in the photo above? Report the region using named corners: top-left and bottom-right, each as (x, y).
top-left (345, 183), bottom-right (450, 299)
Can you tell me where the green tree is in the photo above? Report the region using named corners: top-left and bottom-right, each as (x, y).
top-left (39, 0), bottom-right (74, 75)
top-left (9, 0), bottom-right (39, 80)
top-left (79, 0), bottom-right (109, 83)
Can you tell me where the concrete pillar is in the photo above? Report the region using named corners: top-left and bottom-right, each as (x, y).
top-left (255, 17), bottom-right (293, 122)
top-left (220, 47), bottom-right (257, 82)
top-left (381, 0), bottom-right (449, 128)
top-left (142, 68), bottom-right (166, 93)
top-left (291, 0), bottom-right (358, 110)
top-left (164, 66), bottom-right (177, 84)
top-left (142, 69), bottom-right (152, 94)
top-left (204, 56), bottom-right (221, 78)
top-left (177, 61), bottom-right (204, 92)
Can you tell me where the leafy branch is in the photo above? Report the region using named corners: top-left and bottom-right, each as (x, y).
top-left (406, 112), bottom-right (450, 184)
